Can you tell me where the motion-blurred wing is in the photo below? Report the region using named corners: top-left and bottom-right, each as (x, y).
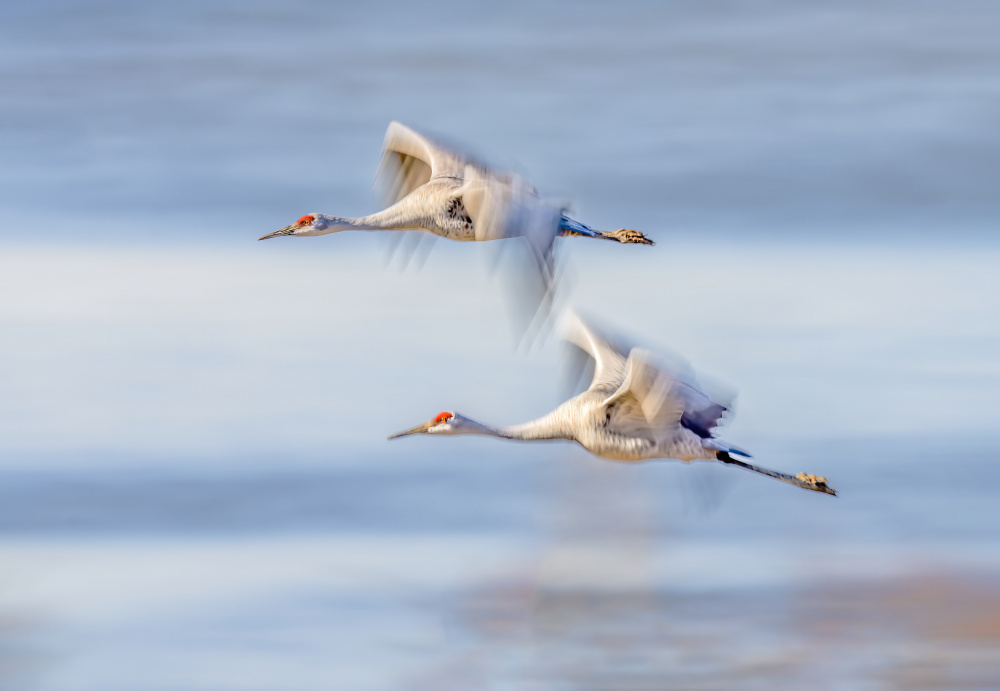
top-left (463, 170), bottom-right (561, 261)
top-left (562, 313), bottom-right (630, 390)
top-left (376, 121), bottom-right (470, 206)
top-left (600, 348), bottom-right (730, 441)
top-left (602, 349), bottom-right (686, 430)
top-left (676, 383), bottom-right (728, 439)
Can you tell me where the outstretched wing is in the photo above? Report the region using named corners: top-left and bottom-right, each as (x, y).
top-left (376, 122), bottom-right (470, 207)
top-left (376, 122), bottom-right (560, 259)
top-left (377, 122), bottom-right (564, 332)
top-left (461, 170), bottom-right (562, 279)
top-left (600, 348), bottom-right (729, 438)
top-left (562, 313), bottom-right (631, 391)
top-left (676, 384), bottom-right (728, 439)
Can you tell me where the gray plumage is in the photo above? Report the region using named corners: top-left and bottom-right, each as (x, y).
top-left (389, 313), bottom-right (837, 496)
top-left (260, 122), bottom-right (654, 282)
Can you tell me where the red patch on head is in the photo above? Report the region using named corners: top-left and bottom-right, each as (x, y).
top-left (297, 214), bottom-right (315, 226)
top-left (434, 412), bottom-right (453, 424)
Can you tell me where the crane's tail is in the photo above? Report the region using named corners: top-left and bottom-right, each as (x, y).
top-left (702, 439), bottom-right (752, 458)
top-left (558, 215), bottom-right (654, 245)
top-left (715, 451), bottom-right (837, 496)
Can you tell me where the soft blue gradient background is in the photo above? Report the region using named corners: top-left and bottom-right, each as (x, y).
top-left (1, 1), bottom-right (999, 689)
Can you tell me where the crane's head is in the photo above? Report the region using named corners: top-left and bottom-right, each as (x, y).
top-left (259, 214), bottom-right (340, 240)
top-left (387, 411), bottom-right (470, 439)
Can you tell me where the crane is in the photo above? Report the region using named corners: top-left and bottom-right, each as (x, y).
top-left (258, 122), bottom-right (653, 282)
top-left (389, 314), bottom-right (836, 496)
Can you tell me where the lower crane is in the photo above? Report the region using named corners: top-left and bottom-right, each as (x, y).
top-left (389, 313), bottom-right (836, 496)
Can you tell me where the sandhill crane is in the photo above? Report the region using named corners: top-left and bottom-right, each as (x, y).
top-left (389, 314), bottom-right (836, 495)
top-left (258, 122), bottom-right (653, 280)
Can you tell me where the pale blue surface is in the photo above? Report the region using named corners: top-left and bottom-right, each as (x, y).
top-left (1, 1), bottom-right (999, 689)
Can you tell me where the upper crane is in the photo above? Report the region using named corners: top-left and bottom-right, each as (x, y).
top-left (259, 122), bottom-right (653, 284)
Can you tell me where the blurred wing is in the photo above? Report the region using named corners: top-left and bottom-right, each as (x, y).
top-left (602, 349), bottom-right (686, 431)
top-left (562, 313), bottom-right (630, 390)
top-left (676, 382), bottom-right (729, 439)
top-left (461, 169), bottom-right (552, 238)
top-left (602, 390), bottom-right (657, 438)
top-left (462, 168), bottom-right (562, 298)
top-left (375, 121), bottom-right (470, 206)
top-left (601, 348), bottom-right (731, 440)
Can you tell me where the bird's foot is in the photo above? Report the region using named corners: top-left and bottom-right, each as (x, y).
top-left (796, 473), bottom-right (837, 496)
top-left (608, 228), bottom-right (654, 245)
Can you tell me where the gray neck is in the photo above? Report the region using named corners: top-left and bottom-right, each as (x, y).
top-left (321, 201), bottom-right (423, 232)
top-left (465, 412), bottom-right (572, 442)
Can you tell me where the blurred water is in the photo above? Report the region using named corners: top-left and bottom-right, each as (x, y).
top-left (2, 0), bottom-right (1000, 689)
top-left (3, 0), bottom-right (1000, 241)
top-left (0, 436), bottom-right (999, 690)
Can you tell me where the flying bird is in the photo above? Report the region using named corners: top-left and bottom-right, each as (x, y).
top-left (389, 314), bottom-right (836, 496)
top-left (258, 122), bottom-right (653, 282)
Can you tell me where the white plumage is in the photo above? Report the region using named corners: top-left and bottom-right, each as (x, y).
top-left (390, 313), bottom-right (836, 496)
top-left (259, 122), bottom-right (653, 281)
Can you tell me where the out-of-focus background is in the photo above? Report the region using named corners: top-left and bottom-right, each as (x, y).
top-left (2, 1), bottom-right (1000, 688)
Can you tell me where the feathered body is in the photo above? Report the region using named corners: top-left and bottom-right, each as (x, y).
top-left (260, 122), bottom-right (654, 276)
top-left (390, 314), bottom-right (836, 495)
top-left (495, 314), bottom-right (729, 463)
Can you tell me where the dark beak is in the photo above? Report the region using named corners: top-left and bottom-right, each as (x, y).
top-left (258, 224), bottom-right (297, 241)
top-left (387, 422), bottom-right (432, 440)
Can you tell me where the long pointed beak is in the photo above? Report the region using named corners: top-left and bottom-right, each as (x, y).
top-left (387, 422), bottom-right (431, 440)
top-left (258, 225), bottom-right (297, 241)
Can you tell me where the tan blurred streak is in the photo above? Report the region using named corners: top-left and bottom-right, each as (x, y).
top-left (421, 564), bottom-right (1000, 689)
top-left (404, 439), bottom-right (1000, 688)
top-left (794, 574), bottom-right (1000, 690)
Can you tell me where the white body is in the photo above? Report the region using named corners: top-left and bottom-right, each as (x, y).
top-left (259, 122), bottom-right (653, 280)
top-left (391, 314), bottom-right (836, 495)
top-left (434, 314), bottom-right (723, 462)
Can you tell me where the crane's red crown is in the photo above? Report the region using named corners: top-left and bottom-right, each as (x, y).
top-left (434, 412), bottom-right (453, 424)
top-left (297, 214), bottom-right (315, 226)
